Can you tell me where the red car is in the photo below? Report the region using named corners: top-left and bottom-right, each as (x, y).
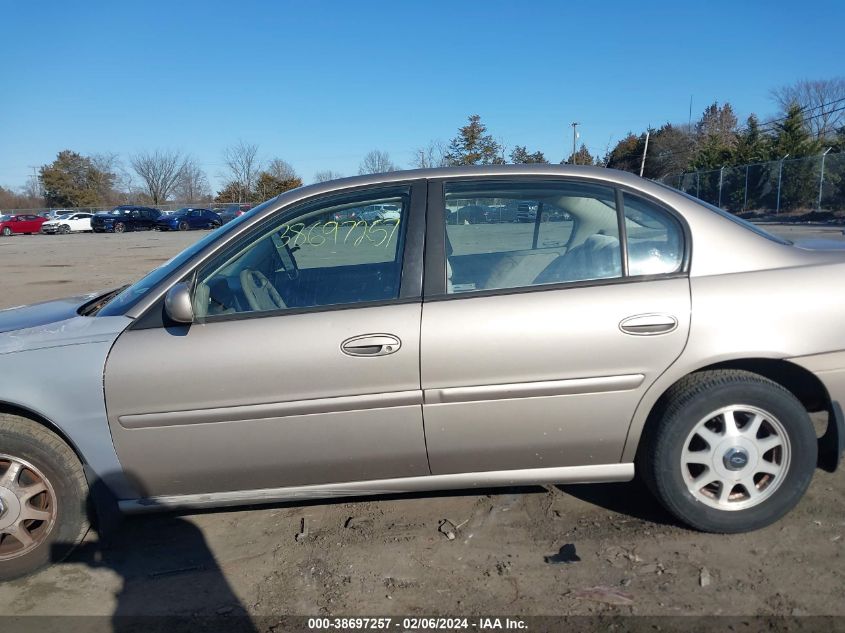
top-left (0, 214), bottom-right (47, 236)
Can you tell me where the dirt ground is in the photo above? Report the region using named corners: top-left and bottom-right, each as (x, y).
top-left (0, 226), bottom-right (844, 626)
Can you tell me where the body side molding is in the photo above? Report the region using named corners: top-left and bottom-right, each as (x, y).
top-left (424, 374), bottom-right (645, 405)
top-left (120, 463), bottom-right (634, 513)
top-left (118, 389), bottom-right (423, 429)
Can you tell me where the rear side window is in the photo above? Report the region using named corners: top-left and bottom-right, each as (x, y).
top-left (622, 194), bottom-right (684, 276)
top-left (443, 180), bottom-right (621, 293)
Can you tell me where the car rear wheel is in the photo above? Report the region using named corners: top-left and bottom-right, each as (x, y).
top-left (0, 415), bottom-right (89, 581)
top-left (178, 221), bottom-right (189, 231)
top-left (113, 222), bottom-right (126, 233)
top-left (638, 369), bottom-right (817, 533)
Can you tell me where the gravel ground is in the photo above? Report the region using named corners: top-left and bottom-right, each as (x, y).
top-left (0, 226), bottom-right (843, 626)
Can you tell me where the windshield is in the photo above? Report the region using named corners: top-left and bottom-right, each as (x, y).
top-left (97, 198), bottom-right (276, 316)
top-left (657, 184), bottom-right (792, 246)
top-left (0, 215), bottom-right (11, 222)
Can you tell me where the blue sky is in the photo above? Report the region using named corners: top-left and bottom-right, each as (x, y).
top-left (1, 0), bottom-right (843, 190)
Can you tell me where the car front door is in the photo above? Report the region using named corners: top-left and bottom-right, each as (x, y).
top-left (420, 178), bottom-right (691, 475)
top-left (104, 181), bottom-right (428, 498)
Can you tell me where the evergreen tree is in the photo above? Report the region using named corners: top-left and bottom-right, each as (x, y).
top-left (772, 104), bottom-right (823, 210)
top-left (510, 145), bottom-right (548, 164)
top-left (605, 133), bottom-right (644, 173)
top-left (444, 115), bottom-right (504, 165)
top-left (253, 172), bottom-right (302, 202)
top-left (772, 104), bottom-right (821, 158)
top-left (564, 144), bottom-right (595, 166)
top-left (39, 150), bottom-right (116, 208)
top-left (691, 102), bottom-right (739, 169)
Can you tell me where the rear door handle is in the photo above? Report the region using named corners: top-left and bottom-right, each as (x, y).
top-left (619, 314), bottom-right (678, 336)
top-left (341, 334), bottom-right (402, 357)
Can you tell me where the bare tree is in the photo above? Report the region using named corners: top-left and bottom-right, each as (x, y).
top-left (411, 140), bottom-right (448, 168)
top-left (267, 158), bottom-right (299, 181)
top-left (358, 150), bottom-right (397, 175)
top-left (222, 141), bottom-right (261, 202)
top-left (313, 170), bottom-right (344, 183)
top-left (130, 150), bottom-right (188, 204)
top-left (174, 157), bottom-right (211, 203)
top-left (90, 152), bottom-right (123, 204)
top-left (771, 78), bottom-right (845, 140)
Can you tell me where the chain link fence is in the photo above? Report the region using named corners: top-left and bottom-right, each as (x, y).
top-left (659, 151), bottom-right (845, 220)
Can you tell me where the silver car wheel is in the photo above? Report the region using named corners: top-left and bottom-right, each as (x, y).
top-left (681, 405), bottom-right (791, 511)
top-left (0, 454), bottom-right (58, 561)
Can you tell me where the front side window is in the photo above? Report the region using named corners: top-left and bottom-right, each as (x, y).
top-left (443, 181), bottom-right (621, 293)
top-left (194, 187), bottom-right (409, 318)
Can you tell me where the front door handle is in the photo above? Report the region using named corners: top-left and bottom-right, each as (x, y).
top-left (619, 314), bottom-right (678, 336)
top-left (341, 334), bottom-right (402, 357)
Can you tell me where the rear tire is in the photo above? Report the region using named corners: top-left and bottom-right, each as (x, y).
top-left (638, 370), bottom-right (817, 533)
top-left (0, 415), bottom-right (89, 581)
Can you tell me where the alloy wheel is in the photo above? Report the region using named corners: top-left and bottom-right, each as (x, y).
top-left (0, 455), bottom-right (58, 561)
top-left (680, 405), bottom-right (791, 511)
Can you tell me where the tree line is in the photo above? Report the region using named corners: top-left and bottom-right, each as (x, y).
top-left (2, 77), bottom-right (842, 211)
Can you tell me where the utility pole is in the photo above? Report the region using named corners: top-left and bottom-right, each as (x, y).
top-left (818, 147), bottom-right (833, 211)
top-left (688, 95), bottom-right (693, 132)
top-left (639, 131), bottom-right (650, 177)
top-left (27, 165), bottom-right (42, 200)
top-left (570, 122), bottom-right (579, 164)
top-left (775, 153), bottom-right (789, 215)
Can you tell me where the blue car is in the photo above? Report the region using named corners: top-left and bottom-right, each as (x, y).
top-left (155, 208), bottom-right (222, 231)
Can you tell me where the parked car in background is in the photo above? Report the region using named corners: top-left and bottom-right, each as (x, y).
top-left (2, 164), bottom-right (845, 581)
top-left (38, 210), bottom-right (74, 221)
top-left (91, 206), bottom-right (161, 233)
top-left (359, 203), bottom-right (402, 222)
top-left (155, 208), bottom-right (222, 231)
top-left (449, 204), bottom-right (491, 224)
top-left (40, 213), bottom-right (94, 234)
top-left (0, 214), bottom-right (47, 236)
top-left (515, 202), bottom-right (538, 223)
top-left (214, 204), bottom-right (252, 224)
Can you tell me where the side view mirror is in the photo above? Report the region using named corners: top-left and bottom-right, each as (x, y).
top-left (164, 282), bottom-right (194, 324)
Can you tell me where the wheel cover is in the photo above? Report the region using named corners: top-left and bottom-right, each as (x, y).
top-left (114, 223), bottom-right (125, 233)
top-left (0, 455), bottom-right (58, 560)
top-left (680, 405), bottom-right (791, 511)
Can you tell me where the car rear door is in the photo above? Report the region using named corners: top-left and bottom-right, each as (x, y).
top-left (104, 181), bottom-right (428, 498)
top-left (75, 213), bottom-right (92, 231)
top-left (21, 215), bottom-right (38, 232)
top-left (420, 177), bottom-right (691, 475)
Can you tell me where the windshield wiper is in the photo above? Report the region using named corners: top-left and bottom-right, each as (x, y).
top-left (78, 285), bottom-right (130, 317)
